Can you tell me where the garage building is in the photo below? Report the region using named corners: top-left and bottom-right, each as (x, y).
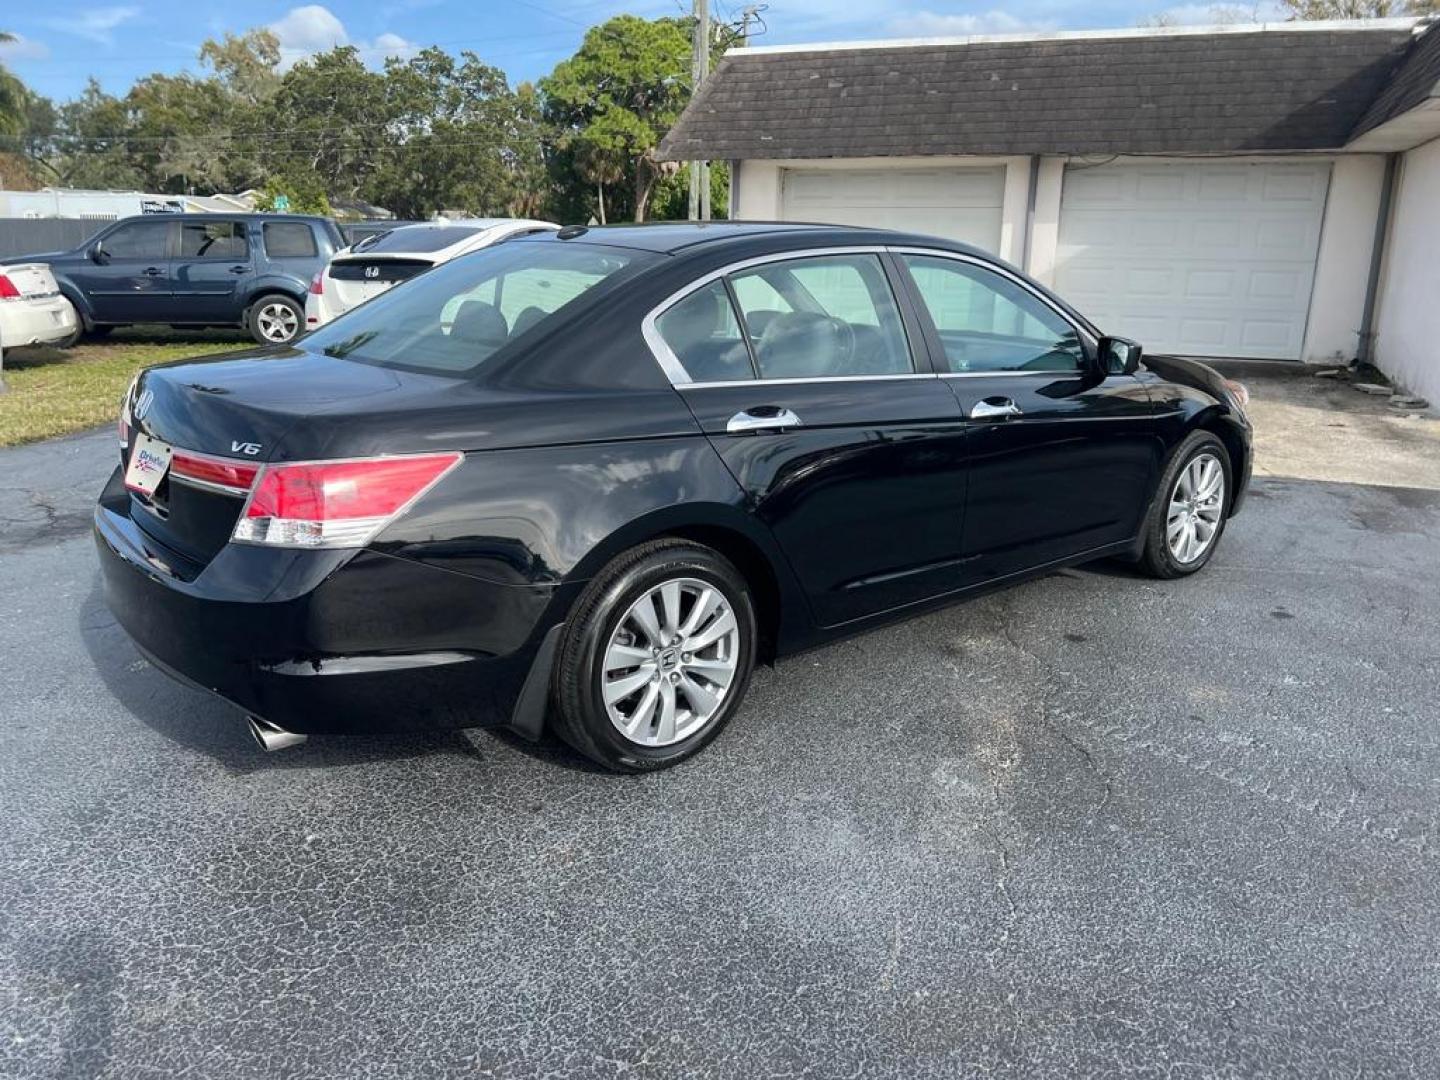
top-left (660, 19), bottom-right (1440, 401)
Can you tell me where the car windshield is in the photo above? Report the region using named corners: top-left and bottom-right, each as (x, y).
top-left (304, 241), bottom-right (652, 375)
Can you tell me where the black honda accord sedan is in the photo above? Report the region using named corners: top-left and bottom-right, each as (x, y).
top-left (95, 223), bottom-right (1251, 770)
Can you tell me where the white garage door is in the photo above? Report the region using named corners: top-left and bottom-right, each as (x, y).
top-left (780, 167), bottom-right (1005, 253)
top-left (1055, 162), bottom-right (1331, 360)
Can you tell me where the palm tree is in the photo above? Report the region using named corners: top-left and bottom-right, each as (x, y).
top-left (0, 32), bottom-right (28, 139)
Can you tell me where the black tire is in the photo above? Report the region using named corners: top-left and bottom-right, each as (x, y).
top-left (1137, 430), bottom-right (1232, 579)
top-left (54, 326), bottom-right (82, 349)
top-left (552, 539), bottom-right (757, 773)
top-left (246, 294), bottom-right (304, 345)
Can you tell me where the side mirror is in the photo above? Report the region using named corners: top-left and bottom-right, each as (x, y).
top-left (1097, 335), bottom-right (1143, 376)
top-left (89, 241), bottom-right (108, 264)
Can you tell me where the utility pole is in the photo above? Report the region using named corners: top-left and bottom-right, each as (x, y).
top-left (689, 0), bottom-right (710, 221)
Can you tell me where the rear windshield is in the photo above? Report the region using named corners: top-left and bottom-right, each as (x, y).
top-left (302, 241), bottom-right (653, 374)
top-left (353, 225), bottom-right (487, 254)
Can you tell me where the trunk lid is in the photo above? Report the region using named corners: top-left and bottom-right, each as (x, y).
top-left (1, 262), bottom-right (61, 298)
top-left (123, 345), bottom-right (453, 566)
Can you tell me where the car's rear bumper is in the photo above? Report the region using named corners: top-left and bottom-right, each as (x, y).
top-left (1, 296), bottom-right (77, 348)
top-left (94, 467), bottom-right (568, 736)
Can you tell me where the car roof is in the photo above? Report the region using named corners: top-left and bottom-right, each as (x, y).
top-left (517, 220), bottom-right (991, 259)
top-left (109, 213), bottom-right (330, 224)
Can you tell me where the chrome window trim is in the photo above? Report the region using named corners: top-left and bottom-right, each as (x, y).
top-left (641, 243), bottom-right (1099, 388)
top-left (641, 245), bottom-right (908, 388)
top-left (683, 373), bottom-right (938, 390)
top-left (939, 369), bottom-right (1081, 380)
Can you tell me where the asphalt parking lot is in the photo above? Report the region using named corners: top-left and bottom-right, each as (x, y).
top-left (2, 367), bottom-right (1439, 1078)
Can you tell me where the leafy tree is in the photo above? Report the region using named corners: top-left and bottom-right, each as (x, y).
top-left (198, 29), bottom-right (282, 106)
top-left (254, 172), bottom-right (331, 215)
top-left (263, 47), bottom-right (395, 201)
top-left (1281, 0), bottom-right (1437, 13)
top-left (368, 48), bottom-right (546, 219)
top-left (0, 32), bottom-right (27, 139)
top-left (541, 16), bottom-right (693, 222)
top-left (650, 160), bottom-right (729, 220)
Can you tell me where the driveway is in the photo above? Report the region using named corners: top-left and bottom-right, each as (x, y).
top-left (2, 367), bottom-right (1438, 1078)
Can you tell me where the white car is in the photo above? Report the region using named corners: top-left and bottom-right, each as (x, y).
top-left (0, 262), bottom-right (80, 373)
top-left (304, 218), bottom-right (559, 330)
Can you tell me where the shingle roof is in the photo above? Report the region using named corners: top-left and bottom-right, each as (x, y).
top-left (1351, 20), bottom-right (1440, 139)
top-left (659, 24), bottom-right (1418, 161)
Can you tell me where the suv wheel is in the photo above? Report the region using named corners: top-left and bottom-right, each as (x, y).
top-left (247, 295), bottom-right (303, 345)
top-left (552, 539), bottom-right (757, 772)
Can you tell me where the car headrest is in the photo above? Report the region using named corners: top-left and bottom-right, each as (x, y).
top-left (664, 287), bottom-right (730, 356)
top-left (756, 311), bottom-right (852, 379)
top-left (449, 300), bottom-right (508, 349)
top-left (510, 305), bottom-right (547, 338)
top-left (744, 309), bottom-right (782, 338)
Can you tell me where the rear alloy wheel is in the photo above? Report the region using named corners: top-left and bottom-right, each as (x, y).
top-left (1138, 431), bottom-right (1232, 578)
top-left (553, 540), bottom-right (757, 772)
top-left (248, 295), bottom-right (303, 345)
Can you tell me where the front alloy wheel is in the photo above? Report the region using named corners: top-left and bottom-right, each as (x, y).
top-left (553, 539), bottom-right (757, 772)
top-left (1166, 451), bottom-right (1225, 565)
top-left (1139, 431), bottom-right (1232, 578)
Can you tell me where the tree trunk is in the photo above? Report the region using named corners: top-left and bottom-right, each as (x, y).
top-left (634, 163), bottom-right (653, 223)
top-left (597, 181), bottom-right (606, 225)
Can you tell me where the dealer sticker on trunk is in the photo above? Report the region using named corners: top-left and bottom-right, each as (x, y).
top-left (124, 433), bottom-right (173, 495)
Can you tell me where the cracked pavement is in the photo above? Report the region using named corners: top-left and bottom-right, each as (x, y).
top-left (3, 376), bottom-right (1440, 1078)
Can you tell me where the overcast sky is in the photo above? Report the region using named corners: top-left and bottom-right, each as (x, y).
top-left (2, 0), bottom-right (1288, 102)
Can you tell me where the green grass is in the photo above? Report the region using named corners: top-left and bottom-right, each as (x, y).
top-left (0, 329), bottom-right (249, 447)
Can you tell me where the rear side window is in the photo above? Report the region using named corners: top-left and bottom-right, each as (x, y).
top-left (303, 241), bottom-right (652, 375)
top-left (178, 221), bottom-right (248, 260)
top-left (263, 222), bottom-right (318, 259)
top-left (655, 282), bottom-right (754, 383)
top-left (102, 221), bottom-right (168, 259)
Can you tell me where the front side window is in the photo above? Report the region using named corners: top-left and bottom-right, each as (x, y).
top-left (304, 241), bottom-right (650, 375)
top-left (729, 254), bottom-right (912, 379)
top-left (901, 254), bottom-right (1084, 373)
top-left (179, 221), bottom-right (248, 260)
top-left (263, 222), bottom-right (318, 259)
top-left (102, 221), bottom-right (168, 260)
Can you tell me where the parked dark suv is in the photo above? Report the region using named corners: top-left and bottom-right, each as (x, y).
top-left (30, 214), bottom-right (342, 345)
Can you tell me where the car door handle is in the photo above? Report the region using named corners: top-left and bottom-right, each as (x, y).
top-left (727, 407), bottom-right (802, 434)
top-left (228, 265), bottom-right (249, 275)
top-left (142, 267), bottom-right (165, 277)
top-left (969, 397), bottom-right (1023, 420)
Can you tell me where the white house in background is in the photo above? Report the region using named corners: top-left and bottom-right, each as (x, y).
top-left (0, 188), bottom-right (260, 221)
top-left (0, 188), bottom-right (184, 219)
top-left (661, 18), bottom-right (1440, 403)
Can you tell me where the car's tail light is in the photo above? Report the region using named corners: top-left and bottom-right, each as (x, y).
top-left (171, 450), bottom-right (261, 495)
top-left (309, 272), bottom-right (324, 295)
top-left (232, 452), bottom-right (462, 549)
top-left (0, 274), bottom-right (20, 301)
top-left (119, 376), bottom-right (137, 445)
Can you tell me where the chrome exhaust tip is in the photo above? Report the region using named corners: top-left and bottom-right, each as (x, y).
top-left (247, 715), bottom-right (308, 752)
